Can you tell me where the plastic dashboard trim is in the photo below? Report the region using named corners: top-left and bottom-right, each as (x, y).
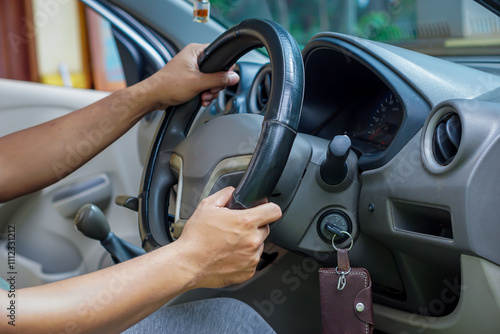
top-left (302, 36), bottom-right (431, 171)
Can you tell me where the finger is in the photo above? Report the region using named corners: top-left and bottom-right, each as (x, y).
top-left (258, 224), bottom-right (271, 243)
top-left (201, 91), bottom-right (213, 101)
top-left (187, 43), bottom-right (209, 59)
top-left (203, 186), bottom-right (235, 207)
top-left (245, 202), bottom-right (282, 227)
top-left (198, 71), bottom-right (239, 93)
top-left (210, 87), bottom-right (223, 94)
top-left (201, 91), bottom-right (220, 102)
top-left (256, 242), bottom-right (265, 263)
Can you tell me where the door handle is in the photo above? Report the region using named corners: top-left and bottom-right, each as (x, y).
top-left (52, 174), bottom-right (112, 218)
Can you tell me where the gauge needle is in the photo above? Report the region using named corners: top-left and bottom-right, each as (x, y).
top-left (369, 127), bottom-right (383, 140)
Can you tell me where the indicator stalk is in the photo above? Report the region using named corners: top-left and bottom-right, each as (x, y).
top-left (320, 135), bottom-right (351, 186)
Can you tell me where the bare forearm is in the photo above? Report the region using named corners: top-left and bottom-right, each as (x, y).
top-left (0, 84), bottom-right (156, 203)
top-left (0, 43), bottom-right (238, 203)
top-left (0, 188), bottom-right (280, 333)
top-left (1, 242), bottom-right (197, 334)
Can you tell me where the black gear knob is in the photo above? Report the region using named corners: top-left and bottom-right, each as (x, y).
top-left (74, 203), bottom-right (145, 264)
top-left (74, 203), bottom-right (110, 241)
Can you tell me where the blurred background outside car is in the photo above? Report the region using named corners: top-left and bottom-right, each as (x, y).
top-left (0, 0), bottom-right (125, 91)
top-left (2, 0), bottom-right (500, 92)
top-left (207, 0), bottom-right (500, 55)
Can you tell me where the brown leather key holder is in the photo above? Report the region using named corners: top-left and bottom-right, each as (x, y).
top-left (319, 232), bottom-right (374, 334)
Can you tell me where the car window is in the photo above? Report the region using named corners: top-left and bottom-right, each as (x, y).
top-left (189, 0), bottom-right (500, 56)
top-left (0, 0), bottom-right (125, 91)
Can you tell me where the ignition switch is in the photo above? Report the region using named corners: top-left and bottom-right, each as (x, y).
top-left (317, 210), bottom-right (352, 244)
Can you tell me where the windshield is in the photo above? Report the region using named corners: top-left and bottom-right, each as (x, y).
top-left (192, 0), bottom-right (500, 56)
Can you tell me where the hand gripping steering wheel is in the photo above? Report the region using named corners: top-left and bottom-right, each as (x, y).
top-left (138, 19), bottom-right (304, 251)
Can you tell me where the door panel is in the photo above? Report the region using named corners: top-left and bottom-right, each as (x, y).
top-left (0, 79), bottom-right (143, 288)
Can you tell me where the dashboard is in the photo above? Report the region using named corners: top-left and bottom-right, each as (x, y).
top-left (188, 32), bottom-right (497, 311)
top-left (299, 47), bottom-right (405, 157)
top-left (131, 21), bottom-right (500, 332)
top-left (213, 37), bottom-right (429, 171)
top-left (138, 29), bottom-right (500, 332)
top-left (345, 92), bottom-right (404, 155)
top-left (196, 43), bottom-right (436, 313)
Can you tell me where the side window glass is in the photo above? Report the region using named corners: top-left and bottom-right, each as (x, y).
top-left (85, 7), bottom-right (127, 91)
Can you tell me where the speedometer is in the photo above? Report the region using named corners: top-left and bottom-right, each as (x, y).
top-left (348, 93), bottom-right (404, 155)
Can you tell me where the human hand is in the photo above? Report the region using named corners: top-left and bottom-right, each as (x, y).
top-left (176, 187), bottom-right (282, 289)
top-left (136, 43), bottom-right (240, 111)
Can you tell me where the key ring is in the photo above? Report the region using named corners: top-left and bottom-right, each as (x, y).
top-left (334, 266), bottom-right (351, 275)
top-left (331, 231), bottom-right (353, 251)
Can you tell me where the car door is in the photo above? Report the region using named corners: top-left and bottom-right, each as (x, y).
top-left (0, 0), bottom-right (174, 290)
top-left (0, 78), bottom-right (144, 287)
top-left (0, 0), bottom-right (242, 289)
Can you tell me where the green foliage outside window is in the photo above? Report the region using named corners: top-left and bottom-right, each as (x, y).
top-left (208, 0), bottom-right (416, 48)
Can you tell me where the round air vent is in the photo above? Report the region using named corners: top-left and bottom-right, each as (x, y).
top-left (248, 63), bottom-right (272, 114)
top-left (256, 71), bottom-right (271, 110)
top-left (432, 113), bottom-right (462, 166)
top-left (422, 105), bottom-right (464, 173)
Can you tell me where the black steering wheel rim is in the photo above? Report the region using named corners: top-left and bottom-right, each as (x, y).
top-left (138, 19), bottom-right (304, 251)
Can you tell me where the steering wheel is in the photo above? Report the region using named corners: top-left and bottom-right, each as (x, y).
top-left (138, 19), bottom-right (304, 251)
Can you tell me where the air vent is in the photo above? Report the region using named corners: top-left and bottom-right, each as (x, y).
top-left (432, 113), bottom-right (462, 166)
top-left (248, 64), bottom-right (272, 114)
top-left (256, 72), bottom-right (271, 111)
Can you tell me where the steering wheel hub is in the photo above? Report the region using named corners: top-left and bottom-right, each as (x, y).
top-left (171, 114), bottom-right (263, 221)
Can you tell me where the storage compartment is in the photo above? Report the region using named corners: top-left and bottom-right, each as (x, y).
top-left (0, 238), bottom-right (85, 289)
top-left (391, 201), bottom-right (453, 239)
top-left (16, 230), bottom-right (83, 274)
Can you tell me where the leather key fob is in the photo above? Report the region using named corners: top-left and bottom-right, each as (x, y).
top-left (319, 248), bottom-right (374, 334)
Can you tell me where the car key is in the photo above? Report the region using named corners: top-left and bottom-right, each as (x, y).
top-left (318, 232), bottom-right (374, 334)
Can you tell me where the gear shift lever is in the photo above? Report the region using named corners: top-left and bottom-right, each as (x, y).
top-left (74, 203), bottom-right (110, 240)
top-left (75, 204), bottom-right (145, 264)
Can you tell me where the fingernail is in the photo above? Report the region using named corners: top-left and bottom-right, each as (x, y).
top-left (228, 72), bottom-right (239, 83)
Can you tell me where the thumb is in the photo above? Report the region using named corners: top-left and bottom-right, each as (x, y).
top-left (198, 71), bottom-right (240, 92)
top-left (204, 186), bottom-right (236, 207)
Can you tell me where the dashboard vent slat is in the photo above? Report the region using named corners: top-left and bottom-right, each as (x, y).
top-left (256, 72), bottom-right (271, 111)
top-left (432, 113), bottom-right (462, 166)
top-left (248, 64), bottom-right (272, 114)
top-left (446, 114), bottom-right (461, 148)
